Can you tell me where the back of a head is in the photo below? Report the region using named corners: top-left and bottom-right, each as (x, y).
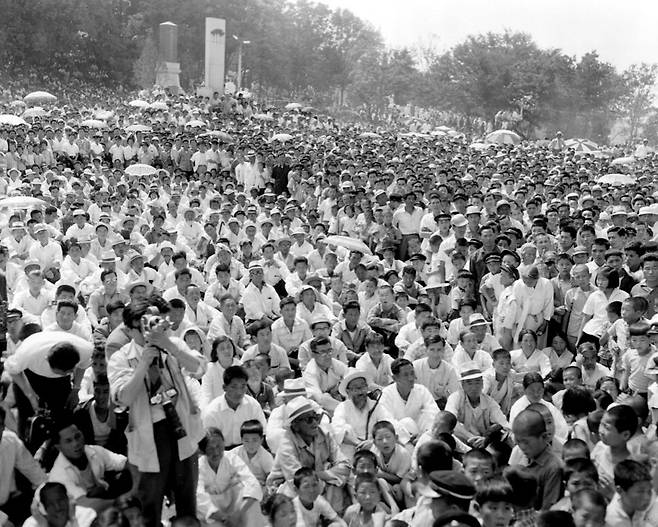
top-left (417, 439), bottom-right (454, 474)
top-left (503, 465), bottom-right (538, 508)
top-left (614, 459), bottom-right (651, 491)
top-left (537, 510), bottom-right (575, 527)
top-left (170, 516), bottom-right (201, 527)
top-left (46, 343), bottom-right (81, 373)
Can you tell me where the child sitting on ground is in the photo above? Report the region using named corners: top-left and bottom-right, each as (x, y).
top-left (562, 438), bottom-right (591, 463)
top-left (511, 408), bottom-right (564, 509)
top-left (473, 476), bottom-right (515, 527)
top-left (551, 458), bottom-right (599, 512)
top-left (371, 421), bottom-right (414, 509)
top-left (350, 449), bottom-right (398, 515)
top-left (342, 473), bottom-right (389, 527)
top-left (292, 467), bottom-right (346, 527)
top-left (233, 420), bottom-right (274, 495)
top-left (590, 404), bottom-right (638, 499)
top-left (462, 448), bottom-right (496, 488)
top-left (620, 321), bottom-right (655, 397)
top-left (604, 460), bottom-right (654, 527)
top-left (571, 488), bottom-right (607, 527)
top-left (503, 466), bottom-right (539, 525)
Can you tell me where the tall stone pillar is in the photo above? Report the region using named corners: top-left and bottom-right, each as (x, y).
top-left (204, 18), bottom-right (226, 95)
top-left (155, 22), bottom-right (181, 93)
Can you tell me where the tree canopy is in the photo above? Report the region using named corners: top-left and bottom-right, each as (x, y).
top-left (1, 0), bottom-right (655, 142)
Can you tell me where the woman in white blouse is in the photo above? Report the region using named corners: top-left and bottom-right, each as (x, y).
top-left (510, 329), bottom-right (552, 380)
top-left (580, 266), bottom-right (629, 344)
top-left (200, 336), bottom-right (242, 407)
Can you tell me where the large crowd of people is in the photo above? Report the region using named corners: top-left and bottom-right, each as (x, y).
top-left (2, 80), bottom-right (658, 527)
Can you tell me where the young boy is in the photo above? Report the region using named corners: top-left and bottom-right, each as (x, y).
top-left (233, 420), bottom-right (274, 493)
top-left (292, 467), bottom-right (346, 527)
top-left (355, 333), bottom-right (394, 388)
top-left (503, 465), bottom-right (539, 526)
top-left (591, 404), bottom-right (637, 490)
top-left (620, 322), bottom-right (655, 396)
top-left (605, 460), bottom-right (655, 527)
top-left (371, 421), bottom-right (414, 508)
top-left (342, 473), bottom-right (389, 527)
top-left (473, 476), bottom-right (515, 527)
top-left (244, 356), bottom-right (276, 415)
top-left (243, 319), bottom-right (291, 374)
top-left (351, 448), bottom-right (398, 515)
top-left (447, 297), bottom-right (477, 347)
top-left (413, 334), bottom-right (459, 408)
top-left (511, 408), bottom-right (564, 510)
top-left (551, 458), bottom-right (599, 512)
top-left (462, 448), bottom-right (496, 487)
top-left (483, 348), bottom-right (516, 417)
top-left (571, 488), bottom-right (607, 527)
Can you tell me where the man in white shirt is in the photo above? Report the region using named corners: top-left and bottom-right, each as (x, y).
top-left (22, 483), bottom-right (96, 527)
top-left (47, 422), bottom-right (128, 512)
top-left (242, 261), bottom-right (280, 323)
top-left (201, 366), bottom-right (266, 448)
top-left (379, 358), bottom-right (438, 438)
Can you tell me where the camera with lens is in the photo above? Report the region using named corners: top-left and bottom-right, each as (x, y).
top-left (150, 388), bottom-right (187, 439)
top-left (142, 306), bottom-right (164, 331)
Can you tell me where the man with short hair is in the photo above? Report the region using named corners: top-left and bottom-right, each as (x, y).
top-left (201, 366), bottom-right (266, 449)
top-left (47, 422), bottom-right (129, 512)
top-left (631, 253), bottom-right (658, 318)
top-left (108, 302), bottom-right (206, 527)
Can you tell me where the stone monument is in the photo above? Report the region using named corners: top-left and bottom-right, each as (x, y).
top-left (155, 21), bottom-right (181, 93)
top-left (203, 17), bottom-right (226, 96)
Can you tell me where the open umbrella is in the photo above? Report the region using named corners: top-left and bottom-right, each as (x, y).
top-left (325, 235), bottom-right (372, 255)
top-left (0, 114), bottom-right (29, 126)
top-left (24, 91), bottom-right (57, 105)
top-left (564, 138), bottom-right (598, 152)
top-left (596, 173), bottom-right (636, 185)
top-left (10, 100), bottom-right (26, 108)
top-left (435, 126), bottom-right (453, 132)
top-left (485, 129), bottom-right (521, 145)
top-left (125, 124), bottom-right (152, 133)
top-left (447, 130), bottom-right (465, 138)
top-left (128, 99), bottom-right (150, 108)
top-left (125, 164), bottom-right (158, 177)
top-left (0, 196), bottom-right (47, 208)
top-left (270, 133), bottom-right (293, 142)
top-left (470, 142), bottom-right (489, 151)
top-left (253, 113), bottom-right (273, 121)
top-left (285, 102), bottom-right (302, 110)
top-left (358, 132), bottom-right (381, 139)
top-left (22, 107), bottom-right (47, 119)
top-left (149, 102), bottom-right (168, 111)
top-left (94, 110), bottom-right (114, 120)
top-left (80, 119), bottom-right (107, 129)
top-left (186, 120), bottom-right (207, 128)
top-left (200, 131), bottom-right (233, 142)
top-left (611, 156), bottom-right (635, 166)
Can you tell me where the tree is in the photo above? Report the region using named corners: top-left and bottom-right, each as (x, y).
top-left (618, 63), bottom-right (658, 142)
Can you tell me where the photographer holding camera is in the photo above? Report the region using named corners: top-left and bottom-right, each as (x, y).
top-left (107, 302), bottom-right (207, 527)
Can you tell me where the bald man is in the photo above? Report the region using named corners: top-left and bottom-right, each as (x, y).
top-left (512, 408), bottom-right (563, 510)
top-left (510, 266), bottom-right (554, 348)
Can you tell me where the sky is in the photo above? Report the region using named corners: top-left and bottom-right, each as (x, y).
top-left (318, 0), bottom-right (658, 71)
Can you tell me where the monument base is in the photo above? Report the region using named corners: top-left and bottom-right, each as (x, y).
top-left (155, 62), bottom-right (181, 94)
